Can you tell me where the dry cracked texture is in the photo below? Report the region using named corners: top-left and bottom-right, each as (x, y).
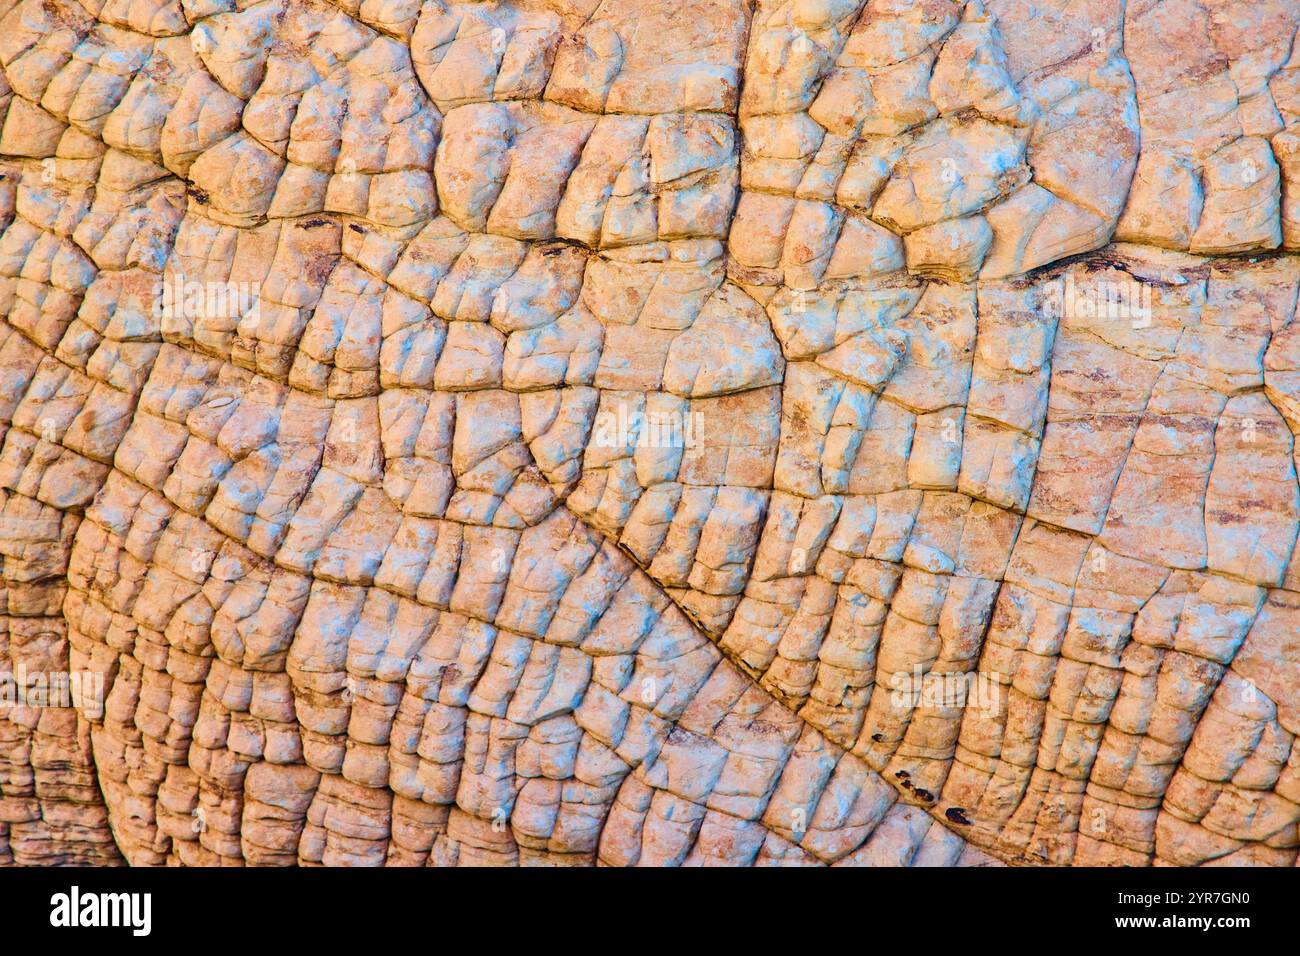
top-left (1, 0), bottom-right (1300, 869)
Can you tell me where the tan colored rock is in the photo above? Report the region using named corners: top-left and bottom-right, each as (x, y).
top-left (903, 216), bottom-right (992, 281)
top-left (3, 0), bottom-right (1300, 873)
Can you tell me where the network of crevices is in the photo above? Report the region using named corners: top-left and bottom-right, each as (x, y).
top-left (3, 0), bottom-right (1300, 868)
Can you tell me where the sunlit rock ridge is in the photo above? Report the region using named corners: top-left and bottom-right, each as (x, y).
top-left (2, 0), bottom-right (1300, 868)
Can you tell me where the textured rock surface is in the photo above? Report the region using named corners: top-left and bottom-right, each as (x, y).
top-left (1, 0), bottom-right (1300, 868)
